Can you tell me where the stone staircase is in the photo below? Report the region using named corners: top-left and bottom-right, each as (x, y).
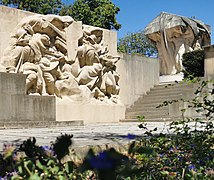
top-left (121, 82), bottom-right (196, 122)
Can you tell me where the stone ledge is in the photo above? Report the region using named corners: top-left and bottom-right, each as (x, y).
top-left (0, 120), bottom-right (83, 129)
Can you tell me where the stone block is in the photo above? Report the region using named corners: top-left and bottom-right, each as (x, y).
top-left (67, 21), bottom-right (83, 61)
top-left (10, 94), bottom-right (55, 121)
top-left (0, 72), bottom-right (26, 94)
top-left (56, 97), bottom-right (125, 124)
top-left (0, 73), bottom-right (55, 122)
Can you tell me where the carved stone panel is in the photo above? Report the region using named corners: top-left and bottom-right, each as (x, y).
top-left (0, 14), bottom-right (121, 103)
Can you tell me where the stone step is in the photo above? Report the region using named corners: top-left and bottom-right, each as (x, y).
top-left (133, 96), bottom-right (182, 105)
top-left (126, 106), bottom-right (168, 113)
top-left (0, 120), bottom-right (84, 129)
top-left (123, 81), bottom-right (196, 122)
top-left (149, 88), bottom-right (191, 94)
top-left (139, 94), bottom-right (182, 101)
top-left (146, 90), bottom-right (183, 96)
top-left (153, 83), bottom-right (194, 90)
top-left (120, 117), bottom-right (174, 122)
top-left (126, 113), bottom-right (169, 119)
top-left (126, 108), bottom-right (168, 115)
top-left (149, 89), bottom-right (193, 95)
top-left (130, 102), bottom-right (167, 108)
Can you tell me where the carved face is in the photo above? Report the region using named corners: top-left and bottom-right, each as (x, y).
top-left (94, 35), bottom-right (102, 44)
top-left (90, 29), bottom-right (103, 44)
top-left (41, 34), bottom-right (50, 45)
top-left (23, 24), bottom-right (34, 35)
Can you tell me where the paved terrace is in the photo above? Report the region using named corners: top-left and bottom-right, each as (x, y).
top-left (0, 122), bottom-right (171, 153)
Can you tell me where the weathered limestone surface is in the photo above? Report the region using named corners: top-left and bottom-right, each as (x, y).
top-left (145, 12), bottom-right (211, 75)
top-left (204, 45), bottom-right (214, 79)
top-left (0, 6), bottom-right (126, 123)
top-left (56, 98), bottom-right (125, 124)
top-left (117, 53), bottom-right (159, 108)
top-left (0, 6), bottom-right (120, 102)
top-left (0, 6), bottom-right (34, 58)
top-left (0, 6), bottom-right (160, 124)
top-left (0, 72), bottom-right (55, 122)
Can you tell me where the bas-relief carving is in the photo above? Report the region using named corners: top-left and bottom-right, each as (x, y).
top-left (145, 12), bottom-right (211, 75)
top-left (0, 14), bottom-right (120, 103)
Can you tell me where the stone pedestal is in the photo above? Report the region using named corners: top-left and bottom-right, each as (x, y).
top-left (0, 72), bottom-right (55, 122)
top-left (56, 97), bottom-right (125, 124)
top-left (159, 73), bottom-right (184, 84)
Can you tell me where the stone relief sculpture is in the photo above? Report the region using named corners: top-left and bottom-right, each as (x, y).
top-left (144, 12), bottom-right (211, 75)
top-left (74, 28), bottom-right (120, 101)
top-left (0, 14), bottom-right (120, 103)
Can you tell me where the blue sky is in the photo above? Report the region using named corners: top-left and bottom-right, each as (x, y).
top-left (64, 0), bottom-right (214, 43)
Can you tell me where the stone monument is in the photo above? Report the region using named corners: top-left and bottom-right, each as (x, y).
top-left (145, 12), bottom-right (211, 76)
top-left (0, 6), bottom-right (125, 124)
top-left (0, 14), bottom-right (121, 103)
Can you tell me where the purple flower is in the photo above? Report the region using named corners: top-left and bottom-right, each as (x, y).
top-left (120, 133), bottom-right (136, 140)
top-left (159, 153), bottom-right (165, 157)
top-left (188, 164), bottom-right (196, 171)
top-left (177, 155), bottom-right (182, 160)
top-left (190, 144), bottom-right (196, 148)
top-left (127, 133), bottom-right (136, 139)
top-left (41, 145), bottom-right (55, 157)
top-left (89, 151), bottom-right (115, 170)
top-left (169, 147), bottom-right (174, 152)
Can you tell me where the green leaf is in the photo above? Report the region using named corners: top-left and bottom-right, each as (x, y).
top-left (65, 161), bottom-right (74, 174)
top-left (136, 146), bottom-right (155, 155)
top-left (29, 174), bottom-right (41, 180)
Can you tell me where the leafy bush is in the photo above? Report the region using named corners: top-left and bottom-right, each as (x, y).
top-left (117, 30), bottom-right (157, 57)
top-left (182, 50), bottom-right (205, 78)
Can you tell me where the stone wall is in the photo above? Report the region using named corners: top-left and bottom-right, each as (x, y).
top-left (0, 72), bottom-right (55, 122)
top-left (117, 53), bottom-right (159, 107)
top-left (0, 6), bottom-right (34, 58)
top-left (204, 45), bottom-right (214, 79)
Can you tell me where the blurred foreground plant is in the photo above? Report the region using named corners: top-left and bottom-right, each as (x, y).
top-left (0, 79), bottom-right (213, 179)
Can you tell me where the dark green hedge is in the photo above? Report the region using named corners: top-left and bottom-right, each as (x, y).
top-left (182, 49), bottom-right (204, 77)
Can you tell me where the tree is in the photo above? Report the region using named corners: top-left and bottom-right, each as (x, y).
top-left (0, 0), bottom-right (63, 14)
top-left (182, 49), bottom-right (205, 78)
top-left (117, 30), bottom-right (157, 57)
top-left (1, 0), bottom-right (121, 30)
top-left (60, 0), bottom-right (121, 30)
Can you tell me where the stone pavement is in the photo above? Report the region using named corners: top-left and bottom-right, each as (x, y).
top-left (0, 122), bottom-right (171, 152)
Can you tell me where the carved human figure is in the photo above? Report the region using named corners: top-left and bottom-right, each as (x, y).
top-left (74, 28), bottom-right (120, 100)
top-left (39, 57), bottom-right (64, 96)
top-left (0, 14), bottom-right (121, 102)
top-left (22, 62), bottom-right (42, 94)
top-left (18, 15), bottom-right (73, 41)
top-left (75, 29), bottom-right (105, 89)
top-left (1, 24), bottom-right (34, 71)
top-left (0, 14), bottom-right (76, 97)
top-left (99, 55), bottom-right (120, 97)
top-left (21, 34), bottom-right (66, 95)
top-left (145, 12), bottom-right (211, 75)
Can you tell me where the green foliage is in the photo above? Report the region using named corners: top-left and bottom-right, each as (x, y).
top-left (60, 0), bottom-right (121, 30)
top-left (0, 0), bottom-right (121, 30)
top-left (135, 79), bottom-right (214, 179)
top-left (0, 0), bottom-right (63, 14)
top-left (117, 30), bottom-right (157, 57)
top-left (182, 49), bottom-right (205, 78)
